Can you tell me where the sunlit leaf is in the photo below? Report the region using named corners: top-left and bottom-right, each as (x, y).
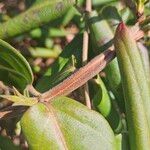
top-left (114, 22), bottom-right (150, 150)
top-left (21, 97), bottom-right (116, 150)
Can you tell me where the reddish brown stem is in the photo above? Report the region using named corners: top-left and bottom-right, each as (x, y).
top-left (41, 26), bottom-right (143, 102)
top-left (82, 30), bottom-right (91, 109)
top-left (82, 0), bottom-right (92, 108)
top-left (41, 48), bottom-right (116, 102)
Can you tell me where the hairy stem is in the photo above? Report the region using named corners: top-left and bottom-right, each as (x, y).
top-left (41, 49), bottom-right (116, 102)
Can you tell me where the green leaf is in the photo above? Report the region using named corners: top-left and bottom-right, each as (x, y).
top-left (114, 23), bottom-right (150, 150)
top-left (92, 76), bottom-right (111, 117)
top-left (92, 76), bottom-right (122, 133)
top-left (0, 39), bottom-right (33, 90)
top-left (0, 0), bottom-right (75, 39)
top-left (137, 42), bottom-right (150, 89)
top-left (115, 133), bottom-right (130, 150)
top-left (21, 97), bottom-right (116, 150)
top-left (36, 34), bottom-right (83, 92)
top-left (0, 135), bottom-right (21, 150)
top-left (89, 10), bottom-right (114, 52)
top-left (89, 10), bottom-right (125, 112)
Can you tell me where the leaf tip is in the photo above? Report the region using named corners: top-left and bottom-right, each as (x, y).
top-left (115, 22), bottom-right (130, 41)
top-left (116, 22), bottom-right (127, 33)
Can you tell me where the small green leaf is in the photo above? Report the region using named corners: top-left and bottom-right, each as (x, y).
top-left (0, 39), bottom-right (33, 90)
top-left (89, 10), bottom-right (114, 52)
top-left (92, 76), bottom-right (122, 133)
top-left (21, 97), bottom-right (116, 150)
top-left (93, 76), bottom-right (111, 117)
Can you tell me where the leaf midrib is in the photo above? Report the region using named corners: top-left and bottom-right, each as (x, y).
top-left (45, 104), bottom-right (69, 150)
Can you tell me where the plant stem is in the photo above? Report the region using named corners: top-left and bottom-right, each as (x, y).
top-left (83, 31), bottom-right (91, 109)
top-left (40, 27), bottom-right (143, 102)
top-left (0, 27), bottom-right (144, 119)
top-left (82, 0), bottom-right (92, 109)
top-left (27, 85), bottom-right (41, 97)
top-left (41, 48), bottom-right (116, 102)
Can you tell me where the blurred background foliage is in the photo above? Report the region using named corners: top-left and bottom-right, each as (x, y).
top-left (0, 0), bottom-right (149, 149)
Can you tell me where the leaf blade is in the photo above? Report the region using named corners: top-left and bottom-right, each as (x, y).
top-left (21, 97), bottom-right (116, 150)
top-left (0, 39), bottom-right (33, 90)
top-left (114, 22), bottom-right (150, 150)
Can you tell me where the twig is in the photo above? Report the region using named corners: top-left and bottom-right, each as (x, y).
top-left (40, 26), bottom-right (143, 102)
top-left (27, 85), bottom-right (41, 97)
top-left (82, 0), bottom-right (92, 109)
top-left (82, 28), bottom-right (91, 109)
top-left (40, 48), bottom-right (116, 102)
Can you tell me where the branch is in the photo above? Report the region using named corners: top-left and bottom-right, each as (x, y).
top-left (0, 25), bottom-right (144, 119)
top-left (41, 48), bottom-right (116, 102)
top-left (82, 0), bottom-right (92, 109)
top-left (40, 26), bottom-right (143, 102)
top-left (27, 84), bottom-right (41, 97)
